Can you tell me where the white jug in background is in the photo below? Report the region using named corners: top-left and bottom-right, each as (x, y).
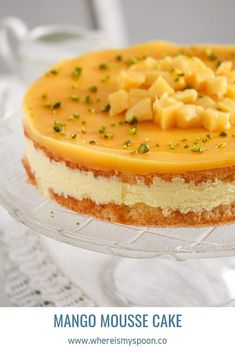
top-left (0, 17), bottom-right (111, 82)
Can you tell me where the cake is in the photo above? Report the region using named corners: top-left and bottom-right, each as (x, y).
top-left (23, 41), bottom-right (235, 227)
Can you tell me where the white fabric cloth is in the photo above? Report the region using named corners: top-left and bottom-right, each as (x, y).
top-left (0, 207), bottom-right (95, 306)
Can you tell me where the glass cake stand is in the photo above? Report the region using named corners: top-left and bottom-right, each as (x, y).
top-left (1, 108), bottom-right (235, 306)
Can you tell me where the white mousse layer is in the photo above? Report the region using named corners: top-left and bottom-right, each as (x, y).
top-left (25, 137), bottom-right (235, 215)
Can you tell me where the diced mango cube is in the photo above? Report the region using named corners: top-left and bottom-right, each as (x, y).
top-left (186, 69), bottom-right (214, 90)
top-left (216, 61), bottom-right (232, 75)
top-left (176, 104), bottom-right (204, 128)
top-left (125, 98), bottom-right (153, 122)
top-left (160, 56), bottom-right (173, 70)
top-left (174, 89), bottom-right (198, 103)
top-left (226, 70), bottom-right (235, 83)
top-left (154, 97), bottom-right (183, 130)
top-left (226, 84), bottom-right (235, 99)
top-left (173, 77), bottom-right (186, 91)
top-left (206, 76), bottom-right (228, 99)
top-left (109, 90), bottom-right (128, 116)
top-left (130, 57), bottom-right (157, 71)
top-left (148, 76), bottom-right (175, 98)
top-left (202, 108), bottom-right (231, 131)
top-left (192, 56), bottom-right (207, 70)
top-left (196, 96), bottom-right (216, 109)
top-left (165, 68), bottom-right (187, 90)
top-left (217, 98), bottom-right (235, 124)
top-left (128, 89), bottom-right (148, 107)
top-left (172, 55), bottom-right (192, 74)
top-left (120, 71), bottom-right (145, 89)
top-left (143, 57), bottom-right (158, 70)
top-left (145, 71), bottom-right (159, 86)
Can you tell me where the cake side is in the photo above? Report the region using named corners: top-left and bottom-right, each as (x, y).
top-left (23, 135), bottom-right (235, 227)
top-left (23, 156), bottom-right (235, 227)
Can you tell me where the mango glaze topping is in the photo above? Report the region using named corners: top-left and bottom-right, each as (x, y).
top-left (23, 41), bottom-right (235, 173)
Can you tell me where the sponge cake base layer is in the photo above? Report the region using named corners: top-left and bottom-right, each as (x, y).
top-left (23, 157), bottom-right (235, 227)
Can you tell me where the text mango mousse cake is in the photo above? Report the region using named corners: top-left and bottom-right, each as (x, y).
top-left (23, 41), bottom-right (235, 226)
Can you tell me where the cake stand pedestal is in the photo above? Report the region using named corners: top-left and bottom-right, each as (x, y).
top-left (105, 257), bottom-right (235, 306)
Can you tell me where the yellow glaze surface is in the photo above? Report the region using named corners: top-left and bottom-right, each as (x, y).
top-left (23, 41), bottom-right (235, 174)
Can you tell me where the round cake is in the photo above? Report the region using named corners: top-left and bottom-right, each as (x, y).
top-left (23, 41), bottom-right (235, 226)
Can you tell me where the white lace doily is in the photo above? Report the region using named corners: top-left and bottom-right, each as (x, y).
top-left (0, 219), bottom-right (95, 307)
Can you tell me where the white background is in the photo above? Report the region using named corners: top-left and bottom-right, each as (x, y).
top-left (1, 0), bottom-right (235, 73)
top-left (0, 307), bottom-right (234, 352)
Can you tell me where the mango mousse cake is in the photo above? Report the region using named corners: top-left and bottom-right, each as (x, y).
top-left (23, 41), bottom-right (235, 227)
